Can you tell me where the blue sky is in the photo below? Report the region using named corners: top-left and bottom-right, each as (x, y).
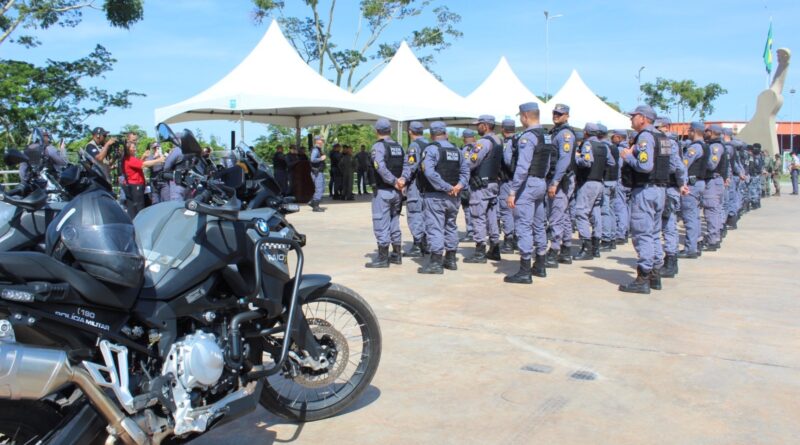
top-left (3, 0), bottom-right (799, 142)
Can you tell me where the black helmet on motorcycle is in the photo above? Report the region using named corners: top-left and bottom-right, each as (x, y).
top-left (46, 189), bottom-right (144, 288)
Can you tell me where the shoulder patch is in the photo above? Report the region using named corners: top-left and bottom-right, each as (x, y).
top-left (520, 138), bottom-right (528, 145)
top-left (583, 153), bottom-right (591, 161)
top-left (688, 149), bottom-right (696, 157)
top-left (564, 133), bottom-right (572, 140)
top-left (638, 151), bottom-right (648, 163)
top-left (476, 143), bottom-right (482, 150)
top-left (712, 155), bottom-right (718, 162)
top-left (713, 146), bottom-right (720, 153)
top-left (683, 159), bottom-right (689, 166)
top-left (639, 141), bottom-right (648, 148)
top-left (408, 155), bottom-right (416, 164)
top-left (563, 143), bottom-right (570, 152)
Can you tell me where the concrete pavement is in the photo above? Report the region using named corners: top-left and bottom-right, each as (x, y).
top-left (193, 191), bottom-right (800, 445)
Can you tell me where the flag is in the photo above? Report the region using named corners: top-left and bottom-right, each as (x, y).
top-left (763, 22), bottom-right (773, 74)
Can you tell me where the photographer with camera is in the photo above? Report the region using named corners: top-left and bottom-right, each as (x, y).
top-left (85, 127), bottom-right (119, 164)
top-left (123, 139), bottom-right (165, 217)
top-left (145, 142), bottom-right (169, 204)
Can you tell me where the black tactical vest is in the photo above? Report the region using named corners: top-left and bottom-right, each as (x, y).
top-left (473, 135), bottom-right (502, 183)
top-left (408, 137), bottom-right (429, 181)
top-left (750, 152), bottom-right (763, 176)
top-left (418, 142), bottom-right (461, 193)
top-left (705, 140), bottom-right (727, 179)
top-left (603, 141), bottom-right (620, 181)
top-left (686, 141), bottom-right (708, 179)
top-left (551, 125), bottom-right (577, 174)
top-left (584, 141), bottom-right (608, 182)
top-left (525, 128), bottom-right (557, 179)
top-left (375, 139), bottom-right (405, 189)
top-left (500, 135), bottom-right (519, 181)
top-left (620, 130), bottom-right (671, 188)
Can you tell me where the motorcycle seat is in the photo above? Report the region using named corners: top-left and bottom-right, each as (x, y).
top-left (0, 251), bottom-right (138, 310)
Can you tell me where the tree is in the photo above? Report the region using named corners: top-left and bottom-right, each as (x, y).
top-left (597, 95), bottom-right (621, 112)
top-left (640, 77), bottom-right (727, 121)
top-left (251, 0), bottom-right (462, 92)
top-left (0, 44), bottom-right (144, 146)
top-left (0, 0), bottom-right (144, 47)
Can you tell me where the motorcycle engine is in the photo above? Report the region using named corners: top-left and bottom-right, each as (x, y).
top-left (162, 331), bottom-right (224, 391)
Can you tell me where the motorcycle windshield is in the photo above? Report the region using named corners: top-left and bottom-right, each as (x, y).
top-left (60, 223), bottom-right (140, 258)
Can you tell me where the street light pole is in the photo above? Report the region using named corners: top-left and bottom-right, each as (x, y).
top-left (636, 66), bottom-right (646, 104)
top-left (544, 11), bottom-right (562, 103)
top-left (791, 88), bottom-right (796, 154)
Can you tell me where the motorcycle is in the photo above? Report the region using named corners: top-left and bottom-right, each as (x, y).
top-left (0, 123), bottom-right (381, 444)
top-left (0, 142), bottom-right (68, 252)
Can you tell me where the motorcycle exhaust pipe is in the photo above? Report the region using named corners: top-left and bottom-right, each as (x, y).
top-left (0, 341), bottom-right (146, 445)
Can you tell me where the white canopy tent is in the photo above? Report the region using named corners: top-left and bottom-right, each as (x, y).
top-left (546, 70), bottom-right (631, 130)
top-left (354, 41), bottom-right (476, 123)
top-left (154, 20), bottom-right (385, 142)
top-left (463, 56), bottom-right (550, 127)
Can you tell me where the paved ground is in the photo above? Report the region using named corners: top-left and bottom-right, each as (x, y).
top-left (194, 189), bottom-right (800, 445)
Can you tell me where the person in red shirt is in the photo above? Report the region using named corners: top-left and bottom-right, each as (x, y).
top-left (123, 140), bottom-right (164, 218)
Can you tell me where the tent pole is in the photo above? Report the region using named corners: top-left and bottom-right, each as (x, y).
top-left (239, 112), bottom-right (245, 143)
top-left (295, 117), bottom-right (301, 148)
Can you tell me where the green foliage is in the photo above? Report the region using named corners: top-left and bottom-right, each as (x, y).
top-left (0, 45), bottom-right (145, 147)
top-left (597, 95), bottom-right (621, 112)
top-left (640, 77), bottom-right (728, 120)
top-left (0, 0), bottom-right (144, 47)
top-left (251, 0), bottom-right (462, 91)
top-left (251, 125), bottom-right (296, 161)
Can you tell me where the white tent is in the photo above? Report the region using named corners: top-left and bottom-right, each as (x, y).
top-left (354, 41), bottom-right (475, 122)
top-left (464, 56), bottom-right (551, 127)
top-left (546, 70), bottom-right (631, 130)
top-left (154, 20), bottom-right (383, 131)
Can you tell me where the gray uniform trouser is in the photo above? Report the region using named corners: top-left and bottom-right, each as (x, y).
top-left (631, 185), bottom-right (665, 271)
top-left (601, 180), bottom-right (617, 241)
top-left (681, 181), bottom-right (705, 253)
top-left (406, 182), bottom-right (426, 242)
top-left (498, 181), bottom-right (515, 237)
top-left (575, 180), bottom-right (604, 239)
top-left (372, 188), bottom-right (402, 246)
top-left (513, 177), bottom-right (547, 260)
top-left (702, 176), bottom-right (724, 244)
top-left (424, 192), bottom-right (460, 255)
top-left (469, 182), bottom-right (500, 244)
top-left (548, 177), bottom-right (572, 250)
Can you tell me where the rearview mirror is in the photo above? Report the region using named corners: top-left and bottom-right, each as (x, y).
top-left (156, 123), bottom-right (181, 146)
top-left (3, 149), bottom-right (29, 167)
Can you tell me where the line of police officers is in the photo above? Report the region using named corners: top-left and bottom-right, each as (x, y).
top-left (362, 103), bottom-right (768, 294)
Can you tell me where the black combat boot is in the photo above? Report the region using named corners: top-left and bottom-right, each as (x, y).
top-left (405, 239), bottom-right (423, 258)
top-left (443, 250), bottom-right (458, 270)
top-left (618, 267), bottom-right (651, 294)
top-left (504, 258), bottom-right (533, 284)
top-left (417, 253), bottom-right (444, 274)
top-left (592, 237), bottom-right (601, 258)
top-left (421, 235), bottom-right (430, 255)
top-left (533, 254), bottom-right (547, 278)
top-left (600, 239), bottom-right (614, 251)
top-left (726, 214), bottom-right (738, 230)
top-left (721, 226), bottom-right (727, 239)
top-left (544, 248), bottom-right (559, 268)
top-left (616, 235), bottom-right (628, 245)
top-left (500, 235), bottom-right (515, 254)
top-left (573, 238), bottom-right (593, 261)
top-left (701, 241), bottom-right (718, 252)
top-left (677, 249), bottom-right (698, 259)
top-left (660, 255), bottom-right (677, 278)
top-left (486, 242), bottom-right (502, 261)
top-left (389, 244), bottom-right (402, 265)
top-left (558, 245), bottom-right (573, 264)
top-left (365, 245), bottom-right (389, 268)
top-left (649, 267), bottom-right (662, 290)
top-left (459, 230), bottom-right (473, 242)
top-left (463, 243), bottom-right (487, 264)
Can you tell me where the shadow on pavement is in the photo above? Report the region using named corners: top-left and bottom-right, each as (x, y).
top-left (581, 266), bottom-right (632, 286)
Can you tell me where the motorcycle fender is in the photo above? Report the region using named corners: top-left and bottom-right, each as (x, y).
top-left (283, 274), bottom-right (331, 357)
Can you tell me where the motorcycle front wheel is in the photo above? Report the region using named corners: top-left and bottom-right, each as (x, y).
top-left (258, 283), bottom-right (382, 421)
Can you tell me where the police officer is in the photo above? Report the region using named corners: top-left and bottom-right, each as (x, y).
top-left (598, 123), bottom-right (620, 251)
top-left (700, 124), bottom-right (726, 251)
top-left (611, 129), bottom-right (631, 245)
top-left (654, 117), bottom-right (688, 278)
top-left (464, 115), bottom-right (503, 263)
top-left (749, 143), bottom-right (765, 208)
top-left (85, 127), bottom-right (118, 163)
top-left (366, 118), bottom-right (410, 268)
top-left (459, 130), bottom-right (476, 242)
top-left (404, 121), bottom-right (429, 257)
top-left (163, 139), bottom-right (187, 202)
top-left (545, 104), bottom-right (576, 267)
top-left (418, 121), bottom-right (470, 274)
top-left (498, 119), bottom-right (518, 253)
top-left (309, 136), bottom-right (327, 212)
top-left (619, 105), bottom-right (668, 294)
top-left (738, 144), bottom-right (753, 212)
top-left (145, 142), bottom-right (169, 204)
top-left (678, 122), bottom-right (707, 259)
top-left (572, 123), bottom-right (615, 260)
top-left (722, 128), bottom-right (745, 229)
top-left (19, 130), bottom-right (67, 182)
top-left (504, 102), bottom-right (554, 284)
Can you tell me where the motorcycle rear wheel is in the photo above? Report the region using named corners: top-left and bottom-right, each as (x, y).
top-left (0, 400), bottom-right (62, 445)
top-left (258, 283), bottom-right (381, 421)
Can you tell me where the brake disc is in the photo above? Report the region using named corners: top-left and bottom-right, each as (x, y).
top-left (292, 325), bottom-right (349, 388)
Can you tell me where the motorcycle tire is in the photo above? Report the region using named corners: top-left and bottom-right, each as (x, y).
top-left (0, 399), bottom-right (62, 444)
top-left (258, 283), bottom-right (382, 422)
